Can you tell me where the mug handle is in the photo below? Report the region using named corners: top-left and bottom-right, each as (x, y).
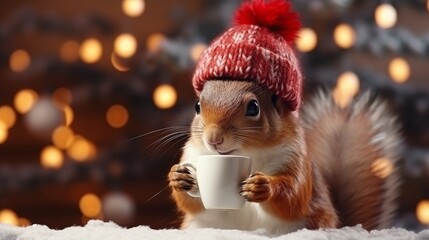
top-left (180, 162), bottom-right (200, 198)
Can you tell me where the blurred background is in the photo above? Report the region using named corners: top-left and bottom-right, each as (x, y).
top-left (0, 0), bottom-right (428, 231)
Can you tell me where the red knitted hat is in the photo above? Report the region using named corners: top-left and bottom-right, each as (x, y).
top-left (192, 0), bottom-right (303, 111)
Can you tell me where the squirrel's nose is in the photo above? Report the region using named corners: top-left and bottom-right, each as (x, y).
top-left (205, 125), bottom-right (224, 147)
top-left (208, 137), bottom-right (224, 146)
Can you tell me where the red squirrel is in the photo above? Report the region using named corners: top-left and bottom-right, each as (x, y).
top-left (168, 0), bottom-right (400, 235)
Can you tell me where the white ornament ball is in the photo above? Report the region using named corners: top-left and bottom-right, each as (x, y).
top-left (102, 192), bottom-right (136, 225)
top-left (25, 97), bottom-right (62, 137)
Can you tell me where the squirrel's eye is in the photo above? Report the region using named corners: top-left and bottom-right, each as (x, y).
top-left (246, 100), bottom-right (259, 117)
top-left (195, 101), bottom-right (201, 114)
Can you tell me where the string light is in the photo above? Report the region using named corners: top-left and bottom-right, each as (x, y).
top-left (106, 104), bottom-right (129, 128)
top-left (111, 53), bottom-right (130, 72)
top-left (333, 71), bottom-right (360, 108)
top-left (0, 121), bottom-right (8, 144)
top-left (153, 84), bottom-right (177, 109)
top-left (0, 106), bottom-right (16, 129)
top-left (114, 33), bottom-right (137, 58)
top-left (146, 33), bottom-right (166, 53)
top-left (190, 43), bottom-right (208, 62)
top-left (62, 105), bottom-right (74, 126)
top-left (374, 3), bottom-right (397, 29)
top-left (122, 0), bottom-right (145, 17)
top-left (295, 28), bottom-right (317, 52)
top-left (67, 136), bottom-right (97, 162)
top-left (0, 209), bottom-right (19, 226)
top-left (40, 145), bottom-right (64, 169)
top-left (60, 40), bottom-right (80, 63)
top-left (79, 38), bottom-right (103, 64)
top-left (333, 23), bottom-right (356, 49)
top-left (9, 49), bottom-right (31, 72)
top-left (389, 57), bottom-right (410, 83)
top-left (52, 126), bottom-right (75, 149)
top-left (371, 158), bottom-right (394, 179)
top-left (79, 193), bottom-right (102, 218)
top-left (417, 200), bottom-right (429, 224)
top-left (14, 89), bottom-right (39, 114)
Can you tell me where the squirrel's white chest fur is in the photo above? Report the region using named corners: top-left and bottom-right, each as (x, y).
top-left (180, 140), bottom-right (306, 235)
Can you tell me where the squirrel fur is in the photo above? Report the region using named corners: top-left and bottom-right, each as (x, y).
top-left (168, 81), bottom-right (401, 235)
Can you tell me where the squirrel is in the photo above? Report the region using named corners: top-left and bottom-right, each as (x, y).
top-left (168, 0), bottom-right (401, 235)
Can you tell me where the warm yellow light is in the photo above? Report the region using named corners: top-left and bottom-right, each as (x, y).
top-left (62, 105), bottom-right (74, 126)
top-left (80, 38), bottom-right (103, 63)
top-left (0, 106), bottom-right (16, 129)
top-left (153, 84), bottom-right (177, 109)
top-left (67, 136), bottom-right (97, 161)
top-left (0, 121), bottom-right (8, 144)
top-left (111, 53), bottom-right (130, 72)
top-left (10, 49), bottom-right (31, 72)
top-left (333, 71), bottom-right (360, 108)
top-left (190, 43), bottom-right (208, 62)
top-left (14, 89), bottom-right (39, 114)
top-left (114, 33), bottom-right (137, 58)
top-left (417, 200), bottom-right (429, 224)
top-left (40, 145), bottom-right (64, 169)
top-left (79, 193), bottom-right (102, 218)
top-left (371, 158), bottom-right (393, 179)
top-left (122, 0), bottom-right (145, 17)
top-left (333, 23), bottom-right (356, 49)
top-left (52, 126), bottom-right (74, 149)
top-left (52, 87), bottom-right (73, 107)
top-left (295, 28), bottom-right (317, 52)
top-left (147, 33), bottom-right (166, 53)
top-left (375, 3), bottom-right (397, 29)
top-left (0, 209), bottom-right (19, 226)
top-left (389, 57), bottom-right (410, 83)
top-left (60, 40), bottom-right (80, 62)
top-left (106, 104), bottom-right (129, 128)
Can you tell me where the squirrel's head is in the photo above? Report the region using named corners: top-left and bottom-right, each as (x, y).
top-left (190, 80), bottom-right (300, 155)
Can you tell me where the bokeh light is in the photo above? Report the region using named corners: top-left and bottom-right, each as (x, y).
top-left (80, 38), bottom-right (103, 64)
top-left (417, 200), bottom-right (429, 224)
top-left (111, 53), bottom-right (130, 72)
top-left (52, 87), bottom-right (73, 107)
top-left (0, 121), bottom-right (8, 144)
top-left (67, 136), bottom-right (97, 162)
top-left (333, 71), bottom-right (360, 108)
top-left (375, 3), bottom-right (397, 29)
top-left (79, 193), bottom-right (102, 218)
top-left (114, 33), bottom-right (137, 58)
top-left (60, 40), bottom-right (80, 63)
top-left (146, 33), bottom-right (166, 53)
top-left (333, 23), bottom-right (356, 49)
top-left (52, 126), bottom-right (75, 149)
top-left (389, 57), bottom-right (410, 83)
top-left (0, 106), bottom-right (16, 129)
top-left (371, 158), bottom-right (394, 179)
top-left (40, 145), bottom-right (64, 169)
top-left (122, 0), bottom-right (145, 17)
top-left (14, 89), bottom-right (39, 114)
top-left (295, 28), bottom-right (317, 52)
top-left (153, 84), bottom-right (177, 109)
top-left (9, 49), bottom-right (31, 72)
top-left (190, 43), bottom-right (207, 62)
top-left (62, 105), bottom-right (74, 126)
top-left (0, 209), bottom-right (19, 226)
top-left (106, 104), bottom-right (129, 128)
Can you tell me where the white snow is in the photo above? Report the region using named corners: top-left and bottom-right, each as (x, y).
top-left (0, 220), bottom-right (428, 240)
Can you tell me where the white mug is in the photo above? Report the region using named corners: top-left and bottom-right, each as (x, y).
top-left (182, 155), bottom-right (251, 210)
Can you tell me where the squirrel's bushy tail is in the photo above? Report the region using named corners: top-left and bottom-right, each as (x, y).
top-left (301, 91), bottom-right (402, 230)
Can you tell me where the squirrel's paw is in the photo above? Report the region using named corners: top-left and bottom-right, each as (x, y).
top-left (168, 164), bottom-right (197, 192)
top-left (240, 172), bottom-right (271, 203)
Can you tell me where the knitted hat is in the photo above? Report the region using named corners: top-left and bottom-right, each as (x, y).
top-left (192, 0), bottom-right (303, 111)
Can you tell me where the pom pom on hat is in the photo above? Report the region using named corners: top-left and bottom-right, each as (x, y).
top-left (192, 0), bottom-right (303, 111)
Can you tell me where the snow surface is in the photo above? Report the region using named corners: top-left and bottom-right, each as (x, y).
top-left (0, 220), bottom-right (428, 240)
